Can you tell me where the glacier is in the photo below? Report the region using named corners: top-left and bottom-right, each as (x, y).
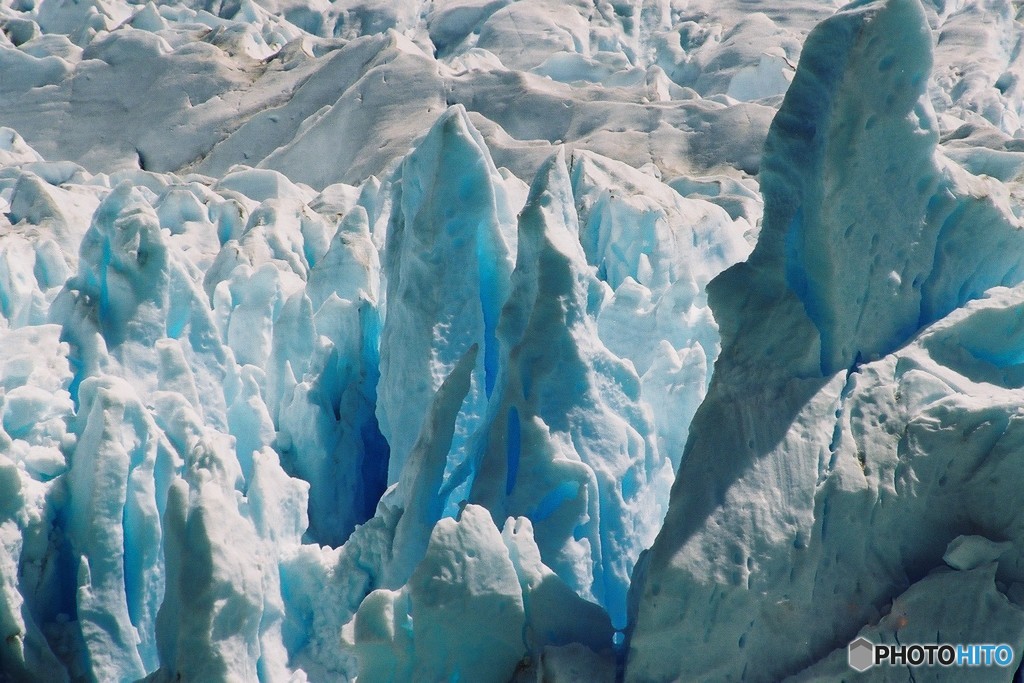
top-left (0, 0), bottom-right (1023, 680)
top-left (628, 0), bottom-right (1024, 681)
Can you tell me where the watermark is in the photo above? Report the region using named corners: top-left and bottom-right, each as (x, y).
top-left (848, 637), bottom-right (1015, 672)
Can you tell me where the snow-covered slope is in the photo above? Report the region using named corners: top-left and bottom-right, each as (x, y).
top-left (1, 0), bottom-right (1023, 680)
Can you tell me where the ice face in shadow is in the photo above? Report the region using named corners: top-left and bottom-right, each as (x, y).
top-left (273, 204), bottom-right (388, 547)
top-left (627, 0), bottom-right (1024, 680)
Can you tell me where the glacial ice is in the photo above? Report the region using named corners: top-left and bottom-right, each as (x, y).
top-left (0, 0), bottom-right (1023, 680)
top-left (628, 0), bottom-right (1024, 681)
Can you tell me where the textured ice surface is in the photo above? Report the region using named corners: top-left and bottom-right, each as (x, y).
top-left (628, 0), bottom-right (1024, 681)
top-left (1, 0), bottom-right (1023, 680)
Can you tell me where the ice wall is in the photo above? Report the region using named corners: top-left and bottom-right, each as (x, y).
top-left (627, 0), bottom-right (1024, 680)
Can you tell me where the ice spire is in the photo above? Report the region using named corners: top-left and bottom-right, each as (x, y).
top-left (376, 104), bottom-right (518, 483)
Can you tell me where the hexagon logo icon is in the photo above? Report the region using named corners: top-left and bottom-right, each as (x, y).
top-left (848, 637), bottom-right (874, 672)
